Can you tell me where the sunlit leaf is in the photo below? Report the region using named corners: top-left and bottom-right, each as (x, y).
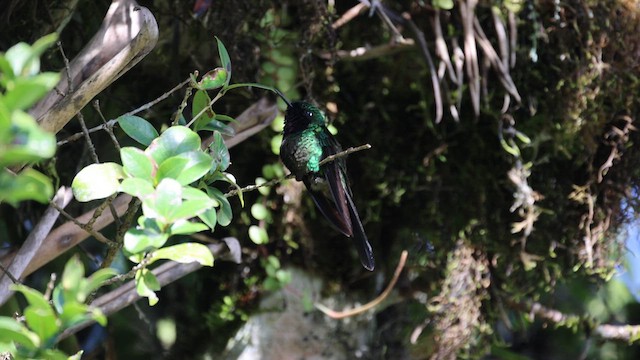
top-left (146, 126), bottom-right (201, 165)
top-left (72, 162), bottom-right (124, 202)
top-left (120, 177), bottom-right (155, 198)
top-left (0, 317), bottom-right (40, 349)
top-left (121, 147), bottom-right (154, 179)
top-left (149, 242), bottom-right (214, 266)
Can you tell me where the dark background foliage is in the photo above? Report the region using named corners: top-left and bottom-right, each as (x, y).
top-left (2, 0), bottom-right (640, 358)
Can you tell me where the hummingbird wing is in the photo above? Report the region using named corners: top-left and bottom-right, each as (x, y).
top-left (302, 168), bottom-right (353, 237)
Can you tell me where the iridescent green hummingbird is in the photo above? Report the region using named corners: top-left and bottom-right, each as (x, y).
top-left (279, 100), bottom-right (375, 271)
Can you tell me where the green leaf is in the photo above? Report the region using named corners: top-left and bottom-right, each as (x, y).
top-left (136, 269), bottom-right (160, 306)
top-left (250, 203), bottom-right (269, 220)
top-left (3, 73), bottom-right (60, 111)
top-left (215, 36), bottom-right (232, 86)
top-left (118, 115), bottom-right (159, 146)
top-left (192, 90), bottom-right (215, 132)
top-left (5, 42), bottom-right (32, 76)
top-left (124, 227), bottom-right (169, 254)
top-left (146, 126), bottom-right (201, 165)
top-left (11, 284), bottom-right (50, 311)
top-left (79, 268), bottom-right (118, 299)
top-left (248, 225), bottom-right (268, 244)
top-left (158, 151), bottom-right (212, 185)
top-left (209, 131), bottom-right (230, 171)
top-left (72, 162), bottom-right (125, 202)
top-left (0, 317), bottom-right (40, 349)
top-left (121, 147), bottom-right (155, 179)
top-left (168, 220), bottom-right (209, 235)
top-left (154, 178), bottom-right (183, 222)
top-left (201, 119), bottom-right (236, 137)
top-left (89, 308), bottom-right (107, 327)
top-left (198, 68), bottom-right (228, 90)
top-left (198, 208), bottom-right (217, 231)
top-left (0, 169), bottom-right (53, 206)
top-left (207, 187), bottom-right (232, 226)
top-left (182, 186), bottom-right (215, 202)
top-left (59, 302), bottom-right (90, 328)
top-left (24, 306), bottom-right (59, 342)
top-left (149, 243), bottom-right (214, 266)
top-left (156, 155), bottom-right (189, 182)
top-left (172, 199), bottom-right (216, 220)
top-left (0, 109), bottom-right (56, 166)
top-left (61, 256), bottom-right (85, 300)
top-left (120, 177), bottom-right (155, 198)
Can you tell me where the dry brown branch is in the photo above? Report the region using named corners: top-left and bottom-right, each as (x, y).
top-left (508, 299), bottom-right (640, 343)
top-left (315, 250), bottom-right (407, 319)
top-left (30, 0), bottom-right (159, 134)
top-left (332, 3), bottom-right (367, 29)
top-left (0, 188), bottom-right (73, 305)
top-left (225, 144), bottom-right (372, 199)
top-left (461, 0), bottom-right (480, 116)
top-left (319, 40), bottom-right (415, 62)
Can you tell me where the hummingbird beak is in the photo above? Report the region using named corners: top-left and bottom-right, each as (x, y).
top-left (274, 88), bottom-right (292, 108)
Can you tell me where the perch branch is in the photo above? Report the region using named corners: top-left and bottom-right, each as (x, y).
top-left (315, 250), bottom-right (407, 319)
top-left (224, 144), bottom-right (372, 199)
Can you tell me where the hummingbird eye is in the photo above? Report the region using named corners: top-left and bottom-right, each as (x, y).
top-left (307, 111), bottom-right (313, 118)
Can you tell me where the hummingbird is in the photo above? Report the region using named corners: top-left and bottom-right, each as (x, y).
top-left (279, 100), bottom-right (375, 271)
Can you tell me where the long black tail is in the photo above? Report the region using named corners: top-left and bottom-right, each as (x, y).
top-left (345, 191), bottom-right (375, 271)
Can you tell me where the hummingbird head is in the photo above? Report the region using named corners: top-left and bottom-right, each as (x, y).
top-left (283, 101), bottom-right (326, 135)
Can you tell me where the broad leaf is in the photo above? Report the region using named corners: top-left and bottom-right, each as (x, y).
top-left (121, 147), bottom-right (154, 179)
top-left (209, 131), bottom-right (230, 171)
top-left (24, 306), bottom-right (59, 342)
top-left (0, 317), bottom-right (40, 349)
top-left (72, 163), bottom-right (124, 202)
top-left (136, 269), bottom-right (160, 306)
top-left (124, 227), bottom-right (169, 254)
top-left (168, 220), bottom-right (209, 235)
top-left (149, 242), bottom-right (214, 266)
top-left (198, 208), bottom-right (217, 231)
top-left (215, 36), bottom-right (232, 86)
top-left (120, 177), bottom-right (155, 198)
top-left (146, 126), bottom-right (201, 165)
top-left (199, 68), bottom-right (227, 90)
top-left (207, 186), bottom-right (232, 226)
top-left (118, 115), bottom-right (159, 146)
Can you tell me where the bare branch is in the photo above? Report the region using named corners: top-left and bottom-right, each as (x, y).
top-left (315, 250), bottom-right (407, 319)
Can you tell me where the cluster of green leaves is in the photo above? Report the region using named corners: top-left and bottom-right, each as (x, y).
top-left (68, 37), bottom-right (296, 306)
top-left (0, 33), bottom-right (59, 205)
top-left (0, 256), bottom-right (115, 359)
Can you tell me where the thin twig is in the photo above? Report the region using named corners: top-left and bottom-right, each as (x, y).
top-left (76, 111), bottom-right (99, 163)
top-left (0, 262), bottom-right (18, 284)
top-left (48, 201), bottom-right (114, 245)
top-left (57, 77), bottom-right (191, 146)
top-left (332, 3), bottom-right (367, 29)
top-left (172, 77), bottom-right (196, 126)
top-left (57, 41), bottom-right (73, 95)
top-left (224, 144), bottom-right (372, 199)
top-left (93, 100), bottom-right (121, 152)
top-left (315, 250), bottom-right (408, 319)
